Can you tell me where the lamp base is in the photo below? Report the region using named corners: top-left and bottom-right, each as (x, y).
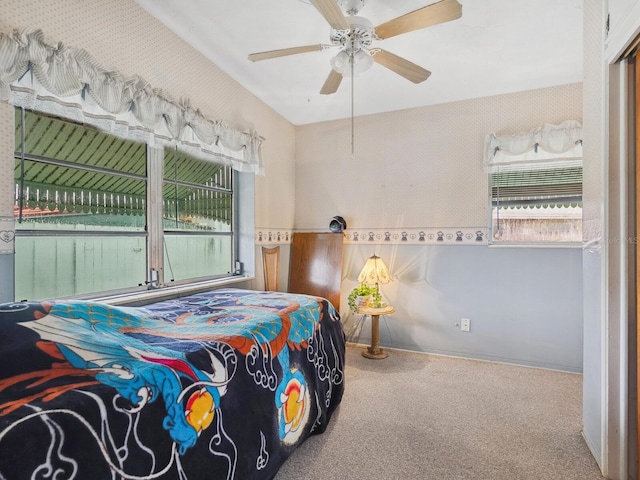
top-left (362, 346), bottom-right (388, 359)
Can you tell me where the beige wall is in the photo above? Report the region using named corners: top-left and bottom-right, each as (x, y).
top-left (0, 0), bottom-right (296, 232)
top-left (295, 82), bottom-right (582, 231)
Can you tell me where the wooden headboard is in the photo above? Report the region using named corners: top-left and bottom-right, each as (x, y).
top-left (288, 232), bottom-right (343, 311)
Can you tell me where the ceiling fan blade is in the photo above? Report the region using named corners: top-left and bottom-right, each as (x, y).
top-left (373, 49), bottom-right (431, 84)
top-left (375, 0), bottom-right (462, 39)
top-left (320, 70), bottom-right (343, 95)
top-left (248, 44), bottom-right (324, 62)
top-left (310, 0), bottom-right (349, 30)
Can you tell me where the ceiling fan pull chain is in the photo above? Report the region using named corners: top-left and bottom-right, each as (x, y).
top-left (351, 54), bottom-right (355, 160)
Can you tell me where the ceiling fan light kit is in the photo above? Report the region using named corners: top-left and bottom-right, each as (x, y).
top-left (330, 49), bottom-right (373, 76)
top-left (328, 14), bottom-right (374, 76)
top-left (248, 0), bottom-right (462, 94)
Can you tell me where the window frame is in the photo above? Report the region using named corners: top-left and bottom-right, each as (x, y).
top-left (159, 145), bottom-right (236, 286)
top-left (484, 122), bottom-right (583, 247)
top-left (13, 108), bottom-right (244, 301)
top-left (487, 164), bottom-right (583, 247)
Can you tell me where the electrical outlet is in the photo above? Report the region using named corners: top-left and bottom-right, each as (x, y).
top-left (461, 318), bottom-right (471, 332)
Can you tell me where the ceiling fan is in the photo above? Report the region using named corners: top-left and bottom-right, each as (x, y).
top-left (248, 0), bottom-right (462, 95)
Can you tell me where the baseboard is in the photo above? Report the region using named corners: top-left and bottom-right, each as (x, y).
top-left (346, 341), bottom-right (582, 374)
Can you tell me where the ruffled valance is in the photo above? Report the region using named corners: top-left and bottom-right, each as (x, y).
top-left (0, 28), bottom-right (264, 174)
top-left (484, 120), bottom-right (583, 172)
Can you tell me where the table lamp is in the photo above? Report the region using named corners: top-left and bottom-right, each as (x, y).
top-left (356, 254), bottom-right (393, 359)
top-left (357, 254), bottom-right (391, 294)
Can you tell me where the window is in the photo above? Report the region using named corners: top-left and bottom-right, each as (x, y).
top-left (14, 108), bottom-right (237, 300)
top-left (490, 162), bottom-right (582, 243)
top-left (162, 148), bottom-right (234, 282)
top-left (485, 121), bottom-right (583, 245)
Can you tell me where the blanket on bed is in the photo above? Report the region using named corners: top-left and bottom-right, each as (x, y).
top-left (0, 288), bottom-right (345, 479)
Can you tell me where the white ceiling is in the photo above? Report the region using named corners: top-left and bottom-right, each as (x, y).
top-left (135, 0), bottom-right (583, 126)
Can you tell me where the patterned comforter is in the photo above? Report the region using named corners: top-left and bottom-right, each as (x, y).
top-left (0, 288), bottom-right (345, 479)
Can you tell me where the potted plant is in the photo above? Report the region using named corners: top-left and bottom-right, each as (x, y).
top-left (347, 284), bottom-right (382, 312)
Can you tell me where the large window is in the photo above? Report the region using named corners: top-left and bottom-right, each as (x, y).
top-left (14, 109), bottom-right (236, 300)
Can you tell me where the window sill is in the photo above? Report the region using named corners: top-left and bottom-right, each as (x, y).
top-left (88, 275), bottom-right (254, 306)
top-left (488, 242), bottom-right (582, 248)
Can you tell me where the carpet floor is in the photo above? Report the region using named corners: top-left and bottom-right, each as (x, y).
top-left (275, 345), bottom-right (603, 480)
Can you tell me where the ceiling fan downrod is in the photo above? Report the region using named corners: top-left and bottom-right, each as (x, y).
top-left (339, 0), bottom-right (367, 16)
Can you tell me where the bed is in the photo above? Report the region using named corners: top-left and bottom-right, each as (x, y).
top-left (0, 288), bottom-right (345, 480)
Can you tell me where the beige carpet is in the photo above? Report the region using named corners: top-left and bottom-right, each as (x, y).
top-left (275, 345), bottom-right (603, 480)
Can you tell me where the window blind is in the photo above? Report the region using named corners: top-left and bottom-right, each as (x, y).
top-left (491, 165), bottom-right (582, 208)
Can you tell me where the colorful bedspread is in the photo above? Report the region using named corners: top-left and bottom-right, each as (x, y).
top-left (0, 288), bottom-right (345, 479)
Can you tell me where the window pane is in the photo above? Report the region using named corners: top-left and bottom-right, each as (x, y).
top-left (162, 149), bottom-right (234, 282)
top-left (15, 235), bottom-right (146, 300)
top-left (163, 183), bottom-right (232, 232)
top-left (164, 149), bottom-right (232, 188)
top-left (14, 110), bottom-right (149, 300)
top-left (163, 149), bottom-right (233, 233)
top-left (16, 109), bottom-right (146, 174)
top-left (489, 163), bottom-right (582, 244)
top-left (164, 234), bottom-right (232, 281)
top-left (491, 205), bottom-right (582, 243)
top-left (15, 160), bottom-right (146, 231)
top-left (490, 166), bottom-right (582, 207)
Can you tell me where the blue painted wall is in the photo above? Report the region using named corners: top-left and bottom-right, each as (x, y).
top-left (341, 244), bottom-right (583, 372)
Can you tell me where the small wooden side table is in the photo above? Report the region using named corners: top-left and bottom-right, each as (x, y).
top-left (356, 305), bottom-right (395, 359)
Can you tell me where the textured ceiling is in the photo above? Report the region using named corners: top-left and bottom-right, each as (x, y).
top-left (135, 0), bottom-right (583, 126)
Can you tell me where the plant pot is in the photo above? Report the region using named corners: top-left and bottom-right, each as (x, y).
top-left (355, 295), bottom-right (371, 308)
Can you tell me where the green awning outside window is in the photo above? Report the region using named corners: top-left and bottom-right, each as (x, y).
top-left (491, 166), bottom-right (582, 208)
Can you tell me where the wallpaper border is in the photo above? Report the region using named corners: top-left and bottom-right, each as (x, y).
top-left (255, 227), bottom-right (489, 245)
top-left (0, 216), bottom-right (15, 254)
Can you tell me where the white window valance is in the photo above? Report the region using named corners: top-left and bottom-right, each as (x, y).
top-left (0, 28), bottom-right (264, 174)
top-left (484, 120), bottom-right (583, 172)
